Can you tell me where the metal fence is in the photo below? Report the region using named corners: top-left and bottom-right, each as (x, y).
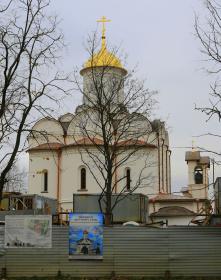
top-left (1, 225), bottom-right (221, 278)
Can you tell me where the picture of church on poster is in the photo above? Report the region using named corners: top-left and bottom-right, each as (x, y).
top-left (76, 229), bottom-right (101, 255)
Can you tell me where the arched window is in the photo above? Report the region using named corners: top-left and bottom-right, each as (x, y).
top-left (43, 170), bottom-right (48, 192)
top-left (80, 167), bottom-right (86, 190)
top-left (126, 168), bottom-right (131, 191)
top-left (194, 166), bottom-right (203, 184)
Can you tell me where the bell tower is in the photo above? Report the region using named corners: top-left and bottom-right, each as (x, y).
top-left (185, 150), bottom-right (210, 199)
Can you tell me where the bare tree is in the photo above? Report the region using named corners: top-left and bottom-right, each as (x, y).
top-left (193, 0), bottom-right (221, 177)
top-left (0, 0), bottom-right (69, 203)
top-left (195, 0), bottom-right (221, 120)
top-left (3, 161), bottom-right (27, 193)
top-left (73, 33), bottom-right (158, 224)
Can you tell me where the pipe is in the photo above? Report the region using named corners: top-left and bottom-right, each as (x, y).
top-left (161, 138), bottom-right (165, 192)
top-left (57, 149), bottom-right (62, 212)
top-left (196, 199), bottom-right (199, 213)
top-left (204, 166), bottom-right (207, 199)
top-left (165, 147), bottom-right (172, 194)
top-left (114, 154), bottom-right (117, 194)
top-left (113, 132), bottom-right (118, 194)
top-left (157, 133), bottom-right (161, 193)
top-left (168, 150), bottom-right (172, 194)
top-left (212, 159), bottom-right (215, 186)
top-left (165, 145), bottom-right (169, 193)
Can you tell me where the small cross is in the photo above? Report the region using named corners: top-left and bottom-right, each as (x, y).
top-left (97, 16), bottom-right (111, 38)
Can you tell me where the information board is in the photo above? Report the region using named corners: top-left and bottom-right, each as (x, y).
top-left (69, 213), bottom-right (103, 259)
top-left (5, 215), bottom-right (52, 248)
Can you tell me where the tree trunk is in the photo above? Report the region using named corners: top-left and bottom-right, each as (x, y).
top-left (0, 178), bottom-right (4, 210)
top-left (104, 212), bottom-right (112, 225)
top-left (105, 181), bottom-right (112, 225)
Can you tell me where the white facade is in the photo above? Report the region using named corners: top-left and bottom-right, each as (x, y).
top-left (28, 59), bottom-right (171, 211)
top-left (28, 120), bottom-right (171, 211)
top-left (27, 31), bottom-right (210, 224)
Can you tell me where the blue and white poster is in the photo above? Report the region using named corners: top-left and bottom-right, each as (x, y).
top-left (69, 213), bottom-right (103, 259)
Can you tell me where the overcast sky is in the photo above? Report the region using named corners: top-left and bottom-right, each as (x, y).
top-left (44, 0), bottom-right (221, 192)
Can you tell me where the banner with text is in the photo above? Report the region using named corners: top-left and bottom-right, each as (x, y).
top-left (69, 213), bottom-right (103, 259)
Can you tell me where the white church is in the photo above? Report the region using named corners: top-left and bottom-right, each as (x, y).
top-left (27, 18), bottom-right (210, 225)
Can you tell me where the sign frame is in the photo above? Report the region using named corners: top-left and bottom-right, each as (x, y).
top-left (69, 212), bottom-right (104, 260)
top-left (4, 215), bottom-right (52, 248)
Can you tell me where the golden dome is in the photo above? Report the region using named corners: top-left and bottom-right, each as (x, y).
top-left (84, 45), bottom-right (123, 69)
top-left (81, 16), bottom-right (127, 74)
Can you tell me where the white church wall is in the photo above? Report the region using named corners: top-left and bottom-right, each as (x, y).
top-left (28, 143), bottom-right (170, 209)
top-left (116, 147), bottom-right (159, 197)
top-left (28, 133), bottom-right (171, 212)
top-left (28, 151), bottom-right (59, 199)
top-left (59, 146), bottom-right (161, 211)
top-left (60, 148), bottom-right (104, 210)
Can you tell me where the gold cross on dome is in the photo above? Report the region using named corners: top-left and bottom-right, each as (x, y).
top-left (97, 16), bottom-right (111, 39)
